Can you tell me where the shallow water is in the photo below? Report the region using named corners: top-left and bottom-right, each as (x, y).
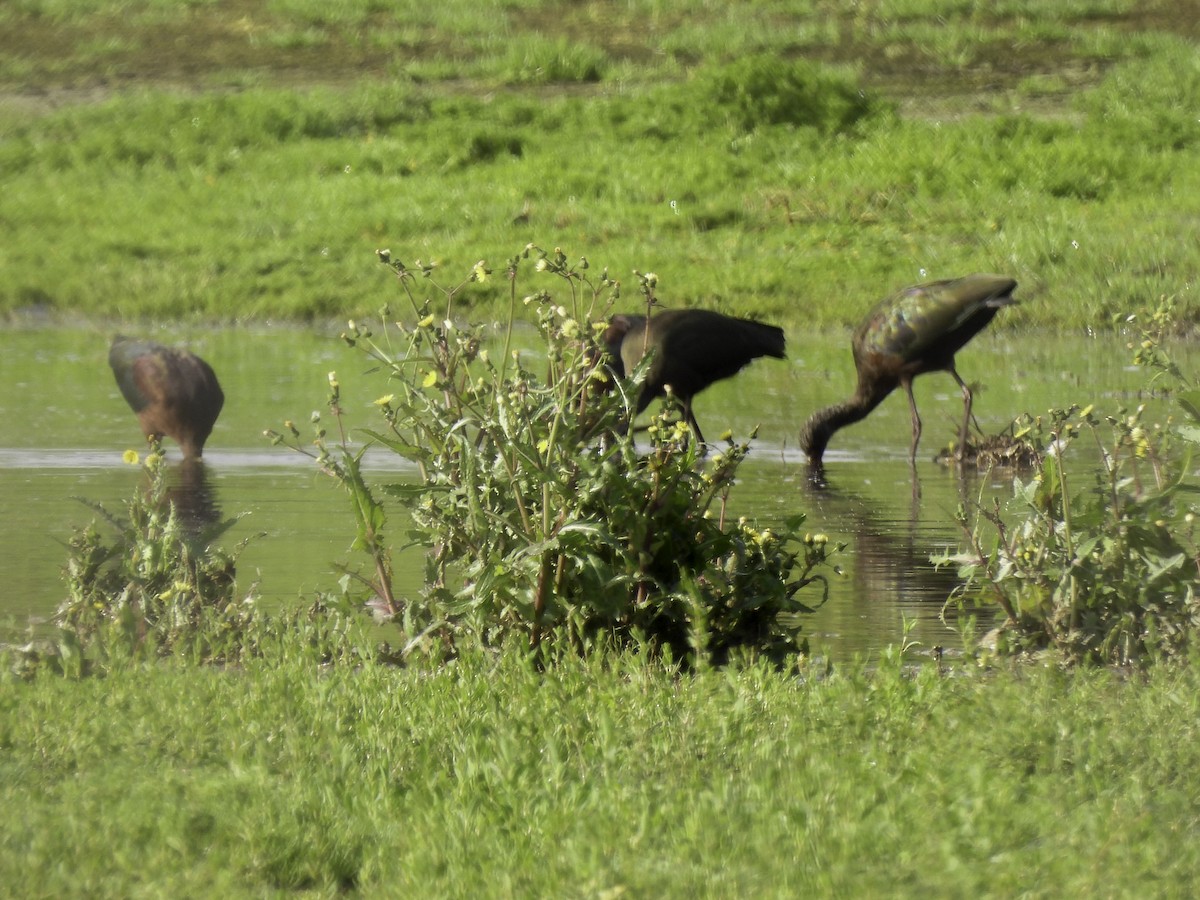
top-left (0, 324), bottom-right (1185, 662)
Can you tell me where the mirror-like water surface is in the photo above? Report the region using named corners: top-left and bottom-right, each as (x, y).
top-left (0, 325), bottom-right (1186, 662)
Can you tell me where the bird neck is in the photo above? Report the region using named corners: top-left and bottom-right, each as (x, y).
top-left (177, 431), bottom-right (205, 461)
top-left (799, 389), bottom-right (885, 462)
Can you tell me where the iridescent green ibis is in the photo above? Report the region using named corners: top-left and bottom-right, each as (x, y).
top-left (108, 335), bottom-right (224, 460)
top-left (799, 274), bottom-right (1017, 464)
top-left (603, 309), bottom-right (786, 445)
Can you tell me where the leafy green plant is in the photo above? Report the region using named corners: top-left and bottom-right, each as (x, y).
top-left (52, 451), bottom-right (258, 671)
top-left (702, 55), bottom-right (887, 135)
top-left (1078, 36), bottom-right (1200, 152)
top-left (500, 35), bottom-right (609, 85)
top-left (4, 451), bottom-right (381, 679)
top-left (269, 247), bottom-right (838, 666)
top-left (940, 302), bottom-right (1200, 665)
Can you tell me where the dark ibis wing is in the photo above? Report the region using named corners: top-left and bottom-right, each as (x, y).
top-left (108, 337), bottom-right (224, 424)
top-left (857, 275), bottom-right (1016, 364)
top-left (109, 337), bottom-right (170, 414)
top-left (656, 310), bottom-right (785, 390)
top-left (604, 314), bottom-right (648, 378)
top-left (176, 353), bottom-right (225, 425)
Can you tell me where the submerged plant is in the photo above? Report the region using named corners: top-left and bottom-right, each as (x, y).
top-left (270, 247), bottom-right (838, 666)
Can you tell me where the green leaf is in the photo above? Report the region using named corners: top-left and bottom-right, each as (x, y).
top-left (1144, 552), bottom-right (1186, 582)
top-left (380, 482), bottom-right (447, 500)
top-left (1177, 390), bottom-right (1200, 424)
top-left (1175, 425), bottom-right (1200, 444)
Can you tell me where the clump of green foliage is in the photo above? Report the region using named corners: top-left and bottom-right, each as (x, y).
top-left (701, 55), bottom-right (886, 135)
top-left (1078, 37), bottom-right (1200, 152)
top-left (499, 34), bottom-right (609, 85)
top-left (270, 248), bottom-right (838, 667)
top-left (5, 451), bottom-right (381, 679)
top-left (941, 300), bottom-right (1200, 665)
top-left (48, 452), bottom-right (257, 673)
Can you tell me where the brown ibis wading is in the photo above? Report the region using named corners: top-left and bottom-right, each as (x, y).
top-left (109, 335), bottom-right (225, 460)
top-left (799, 274), bottom-right (1017, 465)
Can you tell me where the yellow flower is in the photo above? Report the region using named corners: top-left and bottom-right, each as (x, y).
top-left (374, 394), bottom-right (395, 408)
top-left (422, 370), bottom-right (438, 388)
top-left (122, 449), bottom-right (140, 465)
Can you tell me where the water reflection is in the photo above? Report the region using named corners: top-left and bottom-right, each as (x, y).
top-left (805, 468), bottom-right (960, 602)
top-left (165, 458), bottom-right (224, 539)
top-left (727, 451), bottom-right (1031, 662)
top-left (797, 463), bottom-right (1003, 659)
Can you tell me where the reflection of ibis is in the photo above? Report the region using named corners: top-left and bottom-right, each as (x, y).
top-left (603, 309), bottom-right (786, 444)
top-left (109, 336), bottom-right (224, 460)
top-left (168, 457), bottom-right (223, 537)
top-left (800, 274), bottom-right (1017, 464)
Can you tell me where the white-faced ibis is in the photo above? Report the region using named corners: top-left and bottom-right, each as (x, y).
top-left (109, 335), bottom-right (225, 460)
top-left (603, 309), bottom-right (786, 445)
top-left (799, 274), bottom-right (1017, 464)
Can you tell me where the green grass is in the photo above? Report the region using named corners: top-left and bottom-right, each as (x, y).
top-left (1, 1), bottom-right (1198, 327)
top-left (3, 646), bottom-right (1200, 895)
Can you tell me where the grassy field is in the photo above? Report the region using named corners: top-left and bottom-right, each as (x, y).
top-left (3, 645), bottom-right (1200, 896)
top-left (1, 0), bottom-right (1198, 327)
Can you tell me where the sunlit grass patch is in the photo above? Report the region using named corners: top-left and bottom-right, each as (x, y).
top-left (4, 645), bottom-right (1200, 894)
top-left (0, 3), bottom-right (1197, 329)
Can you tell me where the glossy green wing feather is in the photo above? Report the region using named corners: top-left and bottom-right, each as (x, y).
top-left (856, 275), bottom-right (1016, 363)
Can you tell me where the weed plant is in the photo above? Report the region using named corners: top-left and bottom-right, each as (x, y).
top-left (46, 450), bottom-right (258, 673)
top-left (702, 54), bottom-right (886, 136)
top-left (270, 247), bottom-right (839, 666)
top-left (942, 300), bottom-right (1200, 665)
top-left (6, 449), bottom-right (384, 678)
